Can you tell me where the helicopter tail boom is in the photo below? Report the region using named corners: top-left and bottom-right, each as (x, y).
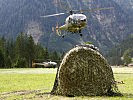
top-left (52, 23), bottom-right (62, 36)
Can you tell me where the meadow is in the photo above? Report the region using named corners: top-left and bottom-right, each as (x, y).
top-left (0, 67), bottom-right (133, 100)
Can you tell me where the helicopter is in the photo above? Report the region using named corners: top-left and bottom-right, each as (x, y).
top-left (41, 7), bottom-right (113, 38)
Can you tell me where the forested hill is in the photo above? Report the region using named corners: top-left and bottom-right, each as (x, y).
top-left (106, 34), bottom-right (133, 65)
top-left (0, 0), bottom-right (133, 53)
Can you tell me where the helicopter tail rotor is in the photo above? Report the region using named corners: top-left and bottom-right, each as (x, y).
top-left (55, 23), bottom-right (62, 36)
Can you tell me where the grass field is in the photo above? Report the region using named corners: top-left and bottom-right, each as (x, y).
top-left (0, 67), bottom-right (133, 100)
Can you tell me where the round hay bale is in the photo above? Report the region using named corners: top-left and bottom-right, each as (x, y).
top-left (51, 45), bottom-right (120, 96)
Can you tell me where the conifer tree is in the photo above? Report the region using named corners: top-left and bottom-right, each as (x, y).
top-left (35, 44), bottom-right (46, 59)
top-left (123, 49), bottom-right (132, 65)
top-left (0, 50), bottom-right (5, 68)
top-left (26, 35), bottom-right (35, 67)
top-left (50, 51), bottom-right (60, 61)
top-left (15, 32), bottom-right (26, 59)
top-left (15, 32), bottom-right (27, 67)
top-left (44, 48), bottom-right (49, 61)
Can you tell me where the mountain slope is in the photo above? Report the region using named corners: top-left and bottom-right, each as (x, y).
top-left (106, 34), bottom-right (133, 65)
top-left (0, 0), bottom-right (133, 53)
top-left (113, 0), bottom-right (133, 12)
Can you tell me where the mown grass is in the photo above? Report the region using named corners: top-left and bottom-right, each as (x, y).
top-left (0, 67), bottom-right (133, 100)
top-left (0, 74), bottom-right (55, 93)
top-left (0, 68), bottom-right (56, 100)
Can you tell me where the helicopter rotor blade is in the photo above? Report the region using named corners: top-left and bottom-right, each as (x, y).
top-left (41, 13), bottom-right (66, 18)
top-left (74, 7), bottom-right (114, 13)
top-left (40, 7), bottom-right (114, 18)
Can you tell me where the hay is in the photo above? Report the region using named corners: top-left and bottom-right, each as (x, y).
top-left (51, 44), bottom-right (121, 96)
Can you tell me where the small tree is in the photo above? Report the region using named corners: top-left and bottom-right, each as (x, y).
top-left (50, 51), bottom-right (60, 61)
top-left (123, 49), bottom-right (132, 66)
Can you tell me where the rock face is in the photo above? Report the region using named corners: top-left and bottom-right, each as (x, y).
top-left (51, 45), bottom-right (119, 96)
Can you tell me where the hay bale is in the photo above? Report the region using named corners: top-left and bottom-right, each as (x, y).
top-left (51, 45), bottom-right (120, 96)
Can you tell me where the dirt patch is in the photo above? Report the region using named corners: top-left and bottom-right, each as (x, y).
top-left (0, 89), bottom-right (48, 100)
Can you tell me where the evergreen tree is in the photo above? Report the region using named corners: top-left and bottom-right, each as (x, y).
top-left (0, 36), bottom-right (6, 56)
top-left (0, 50), bottom-right (5, 68)
top-left (35, 44), bottom-right (46, 59)
top-left (50, 51), bottom-right (60, 61)
top-left (15, 57), bottom-right (27, 68)
top-left (5, 56), bottom-right (12, 68)
top-left (61, 52), bottom-right (65, 59)
top-left (123, 49), bottom-right (132, 65)
top-left (4, 40), bottom-right (15, 68)
top-left (15, 32), bottom-right (26, 59)
top-left (44, 48), bottom-right (49, 60)
top-left (26, 35), bottom-right (35, 67)
top-left (15, 33), bottom-right (36, 68)
top-left (0, 33), bottom-right (62, 68)
top-left (15, 32), bottom-right (27, 67)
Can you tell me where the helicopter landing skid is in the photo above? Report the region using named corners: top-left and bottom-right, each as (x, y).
top-left (60, 31), bottom-right (83, 38)
top-left (60, 31), bottom-right (70, 38)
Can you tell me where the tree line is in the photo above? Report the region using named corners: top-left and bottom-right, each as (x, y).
top-left (0, 33), bottom-right (61, 68)
top-left (106, 34), bottom-right (133, 66)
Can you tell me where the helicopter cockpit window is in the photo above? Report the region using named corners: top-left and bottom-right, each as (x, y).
top-left (72, 19), bottom-right (77, 24)
top-left (68, 17), bottom-right (77, 24)
top-left (68, 17), bottom-right (72, 23)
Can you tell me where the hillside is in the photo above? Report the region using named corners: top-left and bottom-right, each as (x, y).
top-left (0, 0), bottom-right (133, 53)
top-left (106, 34), bottom-right (133, 65)
top-left (113, 0), bottom-right (133, 13)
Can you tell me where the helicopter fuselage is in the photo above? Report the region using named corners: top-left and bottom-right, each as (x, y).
top-left (42, 7), bottom-right (113, 37)
top-left (58, 14), bottom-right (87, 33)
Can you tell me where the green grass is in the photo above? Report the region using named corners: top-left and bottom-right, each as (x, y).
top-left (115, 74), bottom-right (133, 95)
top-left (0, 68), bottom-right (57, 100)
top-left (0, 68), bottom-right (133, 100)
top-left (0, 74), bottom-right (55, 93)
